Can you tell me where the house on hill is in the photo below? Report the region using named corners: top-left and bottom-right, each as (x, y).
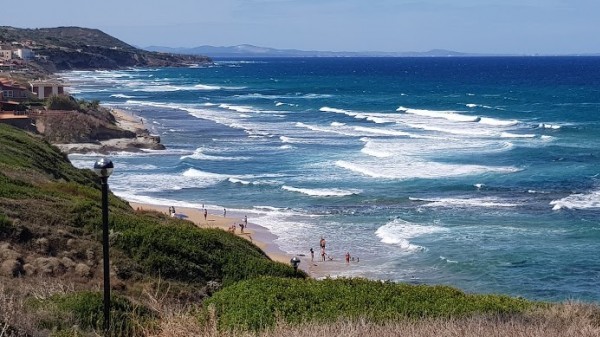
top-left (0, 79), bottom-right (30, 101)
top-left (29, 80), bottom-right (67, 99)
top-left (0, 49), bottom-right (12, 61)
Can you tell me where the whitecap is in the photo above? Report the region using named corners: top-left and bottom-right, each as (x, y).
top-left (538, 123), bottom-right (562, 130)
top-left (500, 132), bottom-right (536, 138)
top-left (414, 196), bottom-right (518, 208)
top-left (397, 106), bottom-right (481, 123)
top-left (375, 219), bottom-right (447, 253)
top-left (281, 185), bottom-right (361, 197)
top-left (550, 190), bottom-right (600, 210)
top-left (110, 94), bottom-right (135, 99)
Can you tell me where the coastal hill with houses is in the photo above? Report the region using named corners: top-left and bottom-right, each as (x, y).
top-left (0, 26), bottom-right (212, 152)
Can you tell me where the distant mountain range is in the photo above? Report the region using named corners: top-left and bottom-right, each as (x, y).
top-left (145, 44), bottom-right (485, 58)
top-left (145, 44), bottom-right (600, 58)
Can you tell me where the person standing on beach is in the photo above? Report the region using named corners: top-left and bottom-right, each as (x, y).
top-left (204, 209), bottom-right (208, 221)
top-left (244, 215), bottom-right (248, 228)
top-left (310, 248), bottom-right (314, 261)
top-left (224, 208), bottom-right (227, 217)
top-left (345, 252), bottom-right (351, 264)
top-left (320, 237), bottom-right (326, 262)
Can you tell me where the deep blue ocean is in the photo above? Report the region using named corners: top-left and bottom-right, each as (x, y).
top-left (63, 57), bottom-right (600, 302)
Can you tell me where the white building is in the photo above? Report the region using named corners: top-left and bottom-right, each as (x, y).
top-left (15, 48), bottom-right (33, 60)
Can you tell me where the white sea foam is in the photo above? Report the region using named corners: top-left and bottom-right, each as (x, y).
top-left (465, 103), bottom-right (494, 109)
top-left (353, 126), bottom-right (416, 137)
top-left (228, 178), bottom-right (256, 186)
top-left (397, 106), bottom-right (481, 122)
top-left (194, 84), bottom-right (221, 90)
top-left (110, 94), bottom-right (135, 99)
top-left (550, 190), bottom-right (600, 210)
top-left (501, 132), bottom-right (537, 138)
top-left (538, 123), bottom-right (562, 130)
top-left (180, 148), bottom-right (250, 161)
top-left (336, 160), bottom-right (518, 180)
top-left (219, 104), bottom-right (256, 113)
top-left (375, 219), bottom-right (447, 253)
top-left (331, 122), bottom-right (346, 127)
top-left (282, 185), bottom-right (361, 197)
top-left (479, 117), bottom-right (519, 127)
top-left (320, 106), bottom-right (355, 115)
top-left (360, 146), bottom-right (394, 158)
top-left (410, 196), bottom-right (518, 208)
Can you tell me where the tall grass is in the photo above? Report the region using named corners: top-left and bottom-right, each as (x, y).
top-left (145, 303), bottom-right (600, 337)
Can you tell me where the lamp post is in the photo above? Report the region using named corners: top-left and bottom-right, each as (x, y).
top-left (290, 256), bottom-right (301, 273)
top-left (94, 158), bottom-right (113, 334)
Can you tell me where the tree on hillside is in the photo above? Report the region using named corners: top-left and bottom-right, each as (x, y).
top-left (45, 95), bottom-right (79, 111)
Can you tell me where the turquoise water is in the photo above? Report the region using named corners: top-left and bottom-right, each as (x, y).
top-left (64, 57), bottom-right (600, 302)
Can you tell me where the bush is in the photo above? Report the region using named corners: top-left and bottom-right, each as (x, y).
top-left (30, 291), bottom-right (155, 336)
top-left (204, 277), bottom-right (536, 331)
top-left (111, 214), bottom-right (304, 285)
top-left (45, 95), bottom-right (79, 111)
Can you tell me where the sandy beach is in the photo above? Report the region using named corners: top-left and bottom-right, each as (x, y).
top-left (127, 201), bottom-right (349, 278)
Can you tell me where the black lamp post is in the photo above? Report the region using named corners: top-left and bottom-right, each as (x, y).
top-left (290, 256), bottom-right (301, 273)
top-left (94, 158), bottom-right (114, 334)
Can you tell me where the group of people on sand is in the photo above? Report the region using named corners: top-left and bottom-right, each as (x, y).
top-left (310, 236), bottom-right (358, 264)
top-left (168, 206), bottom-right (176, 217)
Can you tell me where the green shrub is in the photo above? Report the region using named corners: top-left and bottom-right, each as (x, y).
top-left (45, 95), bottom-right (79, 111)
top-left (204, 277), bottom-right (536, 331)
top-left (112, 214), bottom-right (304, 285)
top-left (30, 291), bottom-right (154, 336)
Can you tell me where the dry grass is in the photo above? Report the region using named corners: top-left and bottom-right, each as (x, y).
top-left (145, 302), bottom-right (600, 337)
top-left (3, 277), bottom-right (600, 337)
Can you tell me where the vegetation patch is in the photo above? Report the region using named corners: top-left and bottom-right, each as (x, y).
top-left (29, 291), bottom-right (154, 336)
top-left (205, 277), bottom-right (537, 331)
top-left (111, 214), bottom-right (304, 285)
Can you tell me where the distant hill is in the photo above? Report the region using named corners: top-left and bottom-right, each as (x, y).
top-left (0, 26), bottom-right (212, 73)
top-left (145, 44), bottom-right (479, 58)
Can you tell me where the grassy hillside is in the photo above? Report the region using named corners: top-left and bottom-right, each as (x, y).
top-left (0, 124), bottom-right (301, 335)
top-left (1, 124), bottom-right (598, 336)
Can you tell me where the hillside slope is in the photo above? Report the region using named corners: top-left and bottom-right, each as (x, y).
top-left (0, 26), bottom-right (212, 72)
top-left (0, 124), bottom-right (299, 334)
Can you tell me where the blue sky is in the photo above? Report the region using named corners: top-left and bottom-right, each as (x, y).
top-left (4, 0), bottom-right (599, 54)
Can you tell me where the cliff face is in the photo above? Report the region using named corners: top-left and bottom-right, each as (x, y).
top-left (0, 26), bottom-right (212, 72)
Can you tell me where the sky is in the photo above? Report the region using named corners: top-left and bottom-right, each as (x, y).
top-left (4, 0), bottom-right (600, 54)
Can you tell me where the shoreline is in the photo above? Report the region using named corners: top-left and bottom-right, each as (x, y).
top-left (106, 108), bottom-right (354, 279)
top-left (126, 201), bottom-right (347, 278)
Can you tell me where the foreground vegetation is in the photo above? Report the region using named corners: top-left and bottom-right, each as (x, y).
top-left (1, 123), bottom-right (599, 336)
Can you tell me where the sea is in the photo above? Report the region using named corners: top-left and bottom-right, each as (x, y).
top-left (61, 57), bottom-right (600, 302)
